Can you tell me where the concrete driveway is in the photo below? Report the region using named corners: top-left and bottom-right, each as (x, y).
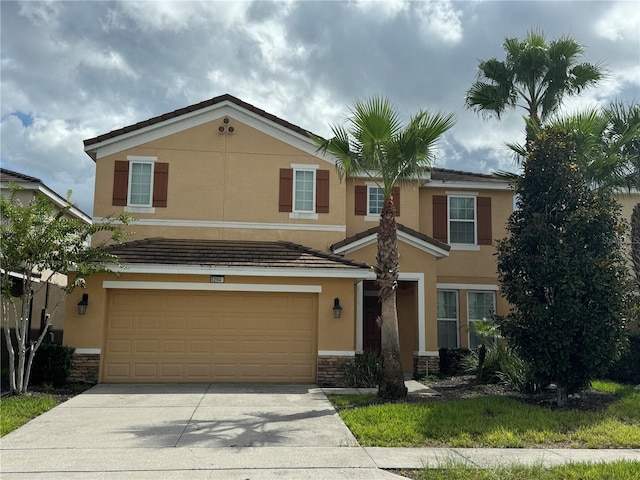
top-left (0, 383), bottom-right (403, 479)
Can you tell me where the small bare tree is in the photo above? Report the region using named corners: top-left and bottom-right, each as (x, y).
top-left (1, 185), bottom-right (130, 394)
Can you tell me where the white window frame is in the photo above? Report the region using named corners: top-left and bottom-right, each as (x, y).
top-left (367, 185), bottom-right (384, 217)
top-left (467, 290), bottom-right (496, 350)
top-left (290, 164), bottom-right (318, 219)
top-left (126, 155), bottom-right (156, 213)
top-left (437, 290), bottom-right (459, 349)
top-left (447, 193), bottom-right (478, 249)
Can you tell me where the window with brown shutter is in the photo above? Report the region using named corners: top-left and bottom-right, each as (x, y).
top-left (433, 195), bottom-right (448, 242)
top-left (355, 185), bottom-right (367, 215)
top-left (112, 161), bottom-right (129, 206)
top-left (113, 160), bottom-right (169, 208)
top-left (279, 168), bottom-right (293, 212)
top-left (152, 163), bottom-right (169, 207)
top-left (316, 169), bottom-right (330, 213)
top-left (477, 197), bottom-right (492, 245)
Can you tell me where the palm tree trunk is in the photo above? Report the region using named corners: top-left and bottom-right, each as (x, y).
top-left (376, 196), bottom-right (408, 400)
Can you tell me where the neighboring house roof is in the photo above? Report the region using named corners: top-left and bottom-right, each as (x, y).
top-left (0, 168), bottom-right (92, 224)
top-left (330, 224), bottom-right (450, 258)
top-left (106, 238), bottom-right (372, 270)
top-left (430, 167), bottom-right (507, 184)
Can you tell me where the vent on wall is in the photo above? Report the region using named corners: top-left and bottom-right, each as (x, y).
top-left (218, 117), bottom-right (235, 134)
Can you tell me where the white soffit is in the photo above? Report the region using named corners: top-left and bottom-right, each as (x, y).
top-left (333, 231), bottom-right (449, 258)
top-left (86, 101), bottom-right (335, 164)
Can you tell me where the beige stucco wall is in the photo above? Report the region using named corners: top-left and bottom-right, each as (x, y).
top-left (344, 179), bottom-right (421, 237)
top-left (63, 272), bottom-right (358, 353)
top-left (92, 119), bottom-right (346, 251)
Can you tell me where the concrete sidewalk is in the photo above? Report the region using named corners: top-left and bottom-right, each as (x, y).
top-left (1, 381), bottom-right (638, 479)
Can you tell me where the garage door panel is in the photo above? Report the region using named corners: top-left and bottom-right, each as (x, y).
top-left (104, 291), bottom-right (316, 382)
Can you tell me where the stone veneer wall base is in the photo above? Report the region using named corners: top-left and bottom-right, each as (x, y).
top-left (317, 355), bottom-right (355, 387)
top-left (70, 353), bottom-right (100, 383)
top-left (413, 354), bottom-right (439, 379)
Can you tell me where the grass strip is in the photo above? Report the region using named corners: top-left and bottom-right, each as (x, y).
top-left (329, 382), bottom-right (640, 448)
top-left (0, 395), bottom-right (57, 436)
top-left (416, 460), bottom-right (640, 480)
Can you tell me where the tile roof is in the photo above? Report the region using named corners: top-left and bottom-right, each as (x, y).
top-left (430, 167), bottom-right (506, 183)
top-left (0, 168), bottom-right (42, 184)
top-left (106, 238), bottom-right (372, 270)
top-left (83, 93), bottom-right (315, 147)
top-left (330, 223), bottom-right (450, 252)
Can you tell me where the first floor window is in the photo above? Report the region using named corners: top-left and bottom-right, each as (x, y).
top-left (294, 169), bottom-right (315, 212)
top-left (468, 291), bottom-right (495, 349)
top-left (129, 162), bottom-right (153, 206)
top-left (449, 196), bottom-right (476, 244)
top-left (437, 290), bottom-right (458, 349)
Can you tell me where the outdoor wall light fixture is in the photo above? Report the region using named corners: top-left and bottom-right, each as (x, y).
top-left (332, 297), bottom-right (343, 318)
top-left (77, 293), bottom-right (89, 315)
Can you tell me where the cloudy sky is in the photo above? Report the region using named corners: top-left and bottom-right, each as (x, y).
top-left (1, 0), bottom-right (639, 215)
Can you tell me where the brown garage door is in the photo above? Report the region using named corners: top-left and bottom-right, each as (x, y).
top-left (102, 290), bottom-right (316, 382)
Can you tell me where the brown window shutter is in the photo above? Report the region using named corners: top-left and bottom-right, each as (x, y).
top-left (316, 169), bottom-right (330, 214)
top-left (112, 160), bottom-right (129, 206)
top-left (355, 185), bottom-right (367, 215)
top-left (477, 197), bottom-right (492, 245)
top-left (279, 168), bottom-right (293, 212)
top-left (392, 187), bottom-right (400, 216)
top-left (433, 195), bottom-right (448, 243)
top-left (152, 163), bottom-right (169, 207)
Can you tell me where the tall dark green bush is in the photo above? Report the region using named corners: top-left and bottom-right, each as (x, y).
top-left (496, 128), bottom-right (630, 407)
top-left (30, 343), bottom-right (75, 387)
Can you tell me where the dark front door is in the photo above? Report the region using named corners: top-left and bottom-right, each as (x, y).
top-left (363, 295), bottom-right (381, 352)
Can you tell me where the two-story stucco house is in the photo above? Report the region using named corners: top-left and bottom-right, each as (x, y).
top-left (64, 94), bottom-right (513, 385)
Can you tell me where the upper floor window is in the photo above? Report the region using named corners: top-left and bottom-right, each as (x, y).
top-left (449, 196), bottom-right (476, 244)
top-left (355, 185), bottom-right (400, 219)
top-left (112, 156), bottom-right (169, 210)
top-left (437, 290), bottom-right (458, 349)
top-left (368, 186), bottom-right (384, 215)
top-left (432, 194), bottom-right (492, 247)
top-left (294, 169), bottom-right (315, 213)
top-left (129, 161), bottom-right (154, 206)
top-left (467, 291), bottom-right (495, 349)
top-left (279, 166), bottom-right (329, 217)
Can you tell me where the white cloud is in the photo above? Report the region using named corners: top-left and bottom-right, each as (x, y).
top-left (351, 0), bottom-right (409, 21)
top-left (414, 0), bottom-right (463, 45)
top-left (595, 3), bottom-right (640, 41)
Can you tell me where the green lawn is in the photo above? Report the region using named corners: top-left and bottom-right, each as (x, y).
top-left (329, 380), bottom-right (640, 448)
top-left (0, 395), bottom-right (57, 436)
top-left (411, 460), bottom-right (640, 480)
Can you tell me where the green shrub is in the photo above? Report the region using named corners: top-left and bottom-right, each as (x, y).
top-left (343, 349), bottom-right (381, 388)
top-left (30, 343), bottom-right (75, 387)
top-left (438, 348), bottom-right (471, 375)
top-left (462, 343), bottom-right (544, 393)
top-left (606, 332), bottom-right (640, 385)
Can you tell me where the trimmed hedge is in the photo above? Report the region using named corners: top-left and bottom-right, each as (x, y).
top-left (30, 343), bottom-right (75, 387)
top-left (439, 348), bottom-right (471, 375)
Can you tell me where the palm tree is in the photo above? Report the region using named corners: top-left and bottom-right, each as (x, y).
top-left (465, 30), bottom-right (604, 144)
top-left (503, 102), bottom-right (640, 189)
top-left (316, 96), bottom-right (455, 399)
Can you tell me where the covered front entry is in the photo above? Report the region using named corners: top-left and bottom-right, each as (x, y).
top-left (102, 290), bottom-right (317, 383)
top-left (361, 280), bottom-right (418, 374)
